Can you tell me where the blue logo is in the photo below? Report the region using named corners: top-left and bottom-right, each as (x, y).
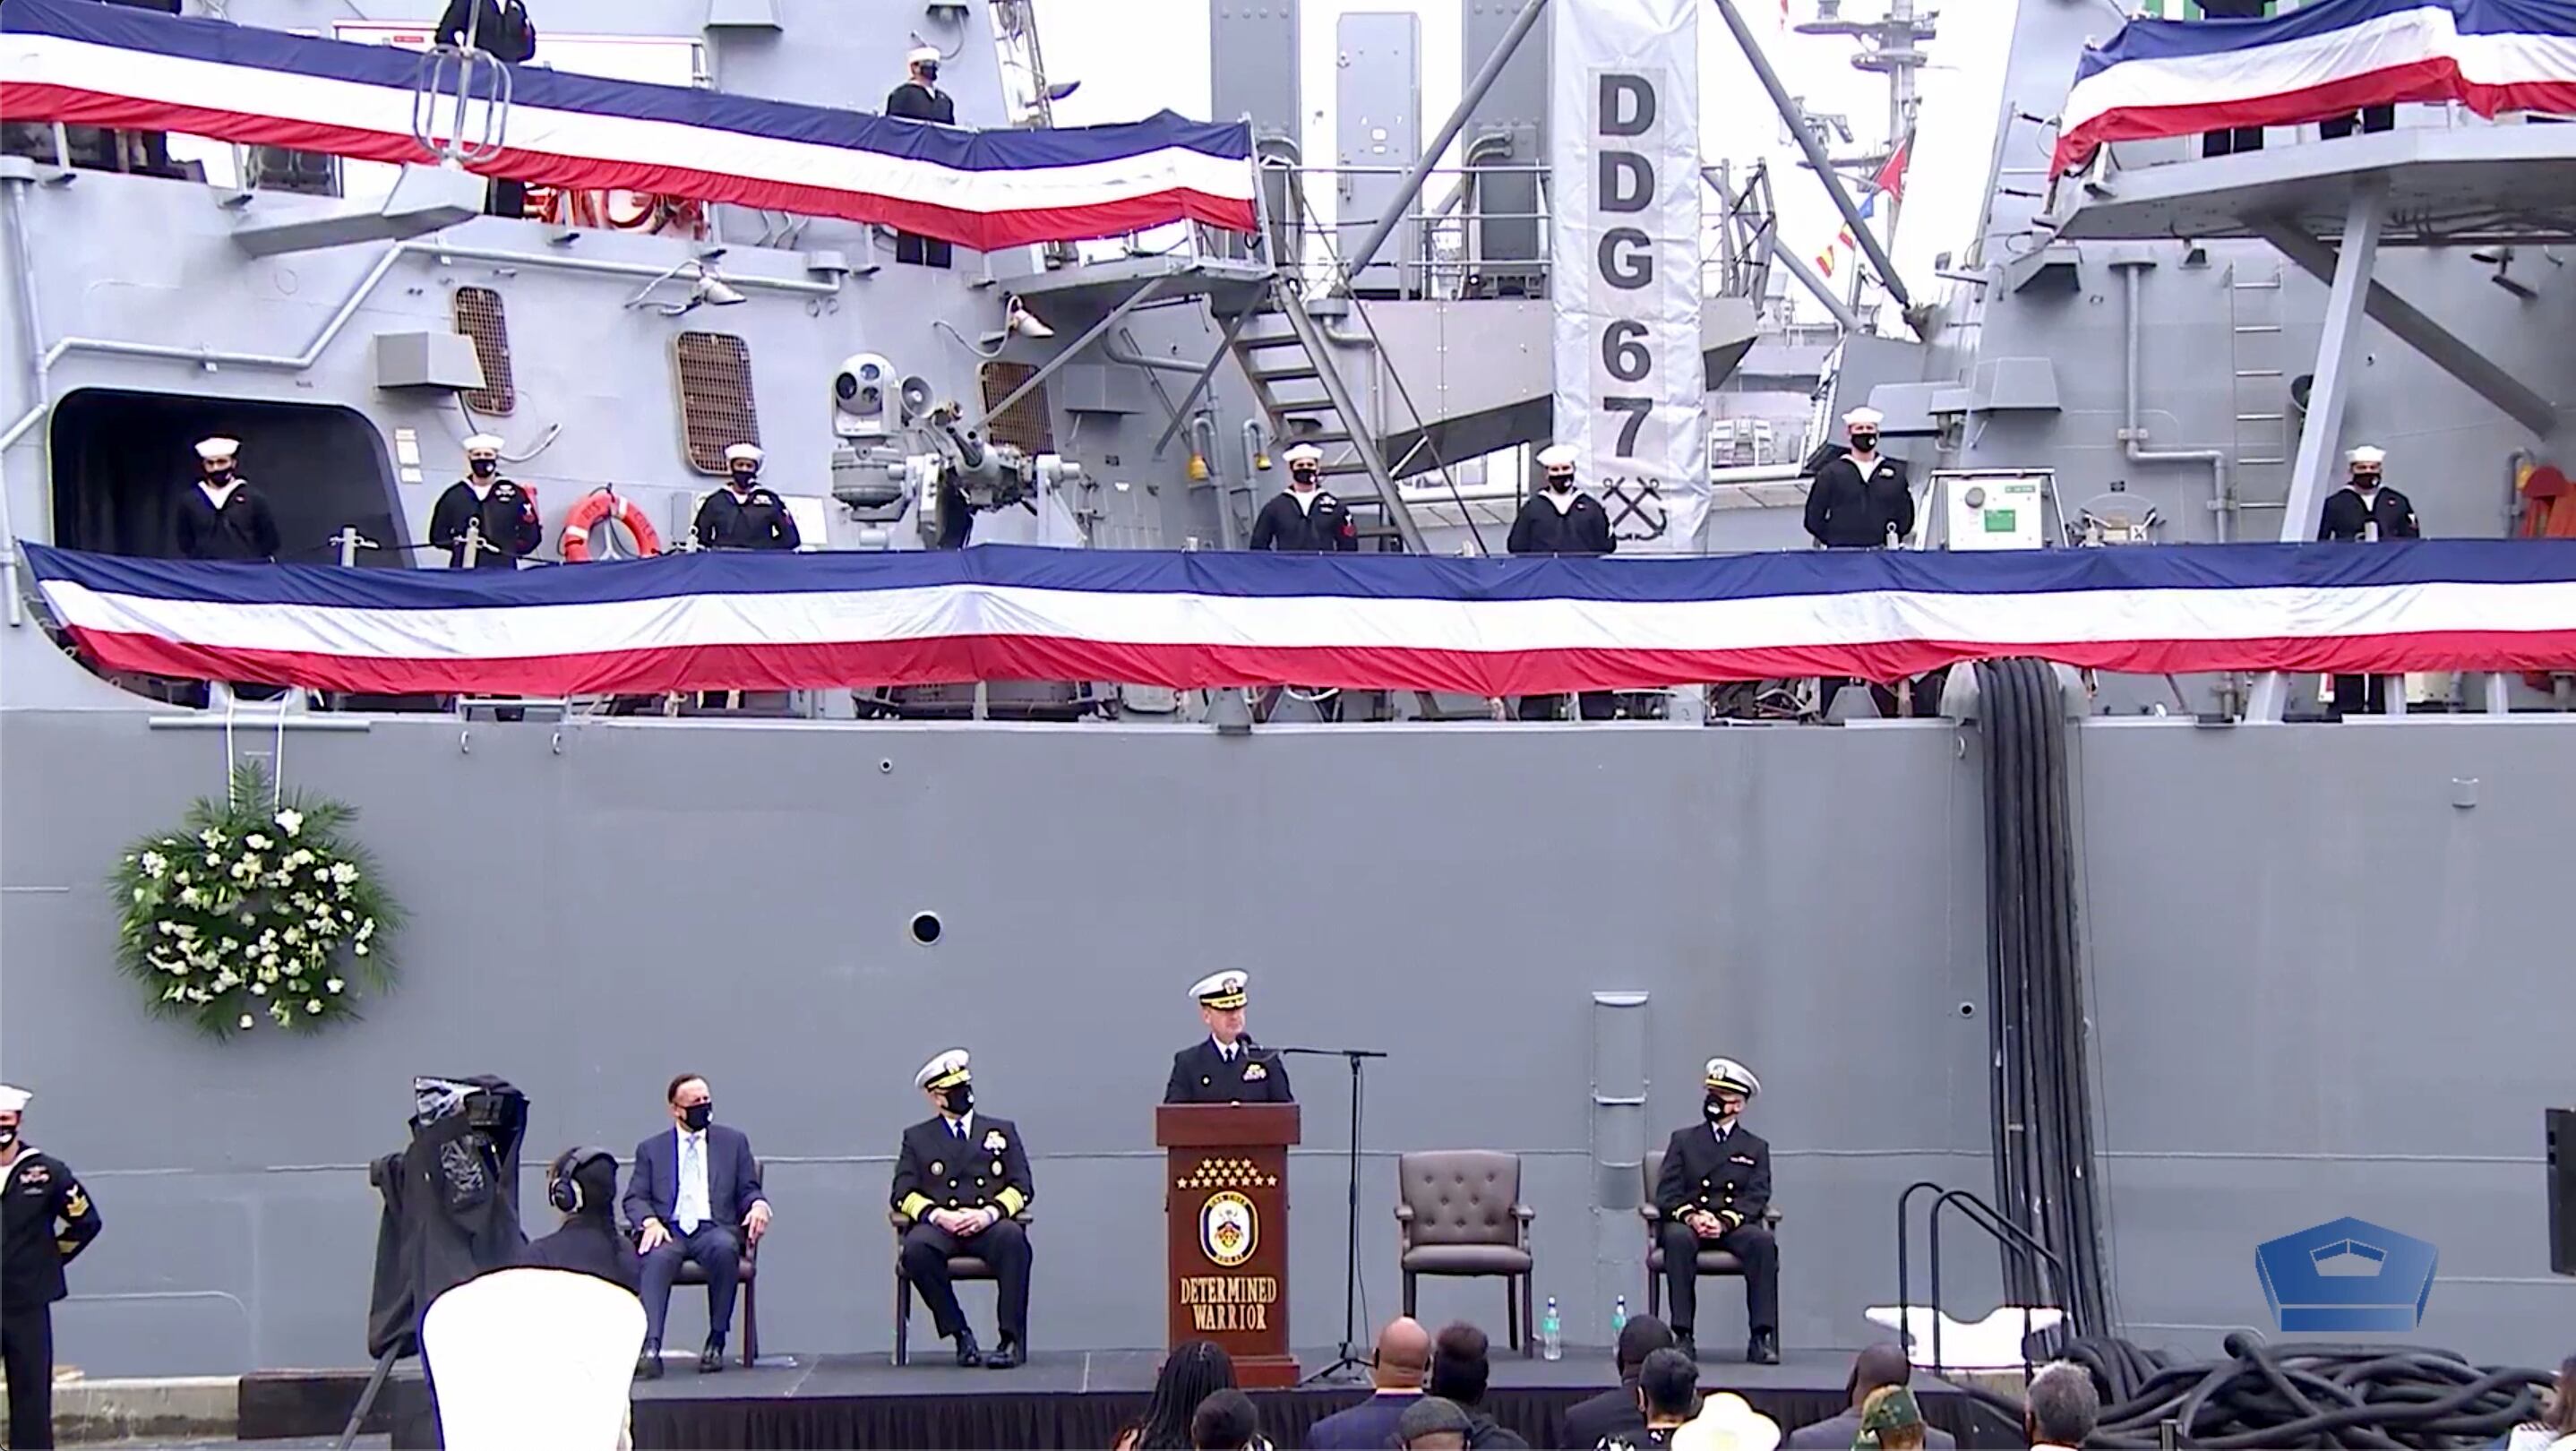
top-left (2254, 1218), bottom-right (2437, 1332)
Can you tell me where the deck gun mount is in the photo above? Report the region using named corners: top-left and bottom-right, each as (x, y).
top-left (829, 356), bottom-right (1082, 550)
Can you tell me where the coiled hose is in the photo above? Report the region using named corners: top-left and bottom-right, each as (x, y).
top-left (1955, 1332), bottom-right (2556, 1448)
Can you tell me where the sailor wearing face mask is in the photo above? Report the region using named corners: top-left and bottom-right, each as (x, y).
top-left (2316, 445), bottom-right (2418, 717)
top-left (174, 436), bottom-right (282, 562)
top-left (692, 444), bottom-right (803, 551)
top-left (1804, 410), bottom-right (1916, 718)
top-left (1, 1085), bottom-right (104, 1451)
top-left (429, 434), bottom-right (542, 569)
top-left (894, 1050), bottom-right (1035, 1369)
top-left (1651, 1058), bottom-right (1778, 1365)
top-left (1249, 443), bottom-right (1359, 552)
top-left (887, 47), bottom-right (957, 267)
top-left (1507, 442), bottom-right (1618, 721)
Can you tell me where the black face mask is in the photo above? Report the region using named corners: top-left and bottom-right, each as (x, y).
top-left (469, 458), bottom-right (497, 477)
top-left (0, 1126), bottom-right (16, 1150)
top-left (203, 468), bottom-right (235, 485)
top-left (1547, 473), bottom-right (1574, 492)
top-left (1704, 1095), bottom-right (1734, 1123)
top-left (1850, 434), bottom-right (1878, 453)
top-left (939, 1083), bottom-right (974, 1116)
top-left (681, 1102), bottom-right (713, 1132)
top-left (918, 64), bottom-right (939, 84)
top-left (730, 469), bottom-right (758, 490)
top-left (1290, 468), bottom-right (1318, 487)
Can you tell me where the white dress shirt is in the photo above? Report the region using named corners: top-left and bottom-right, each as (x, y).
top-left (674, 1126), bottom-right (710, 1234)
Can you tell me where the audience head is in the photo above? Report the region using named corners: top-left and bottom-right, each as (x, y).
top-left (1127, 1341), bottom-right (1237, 1450)
top-left (1858, 1386), bottom-right (1925, 1450)
top-left (665, 1074), bottom-right (711, 1132)
top-left (2545, 1354), bottom-right (2576, 1433)
top-left (545, 1145), bottom-right (618, 1223)
top-left (1428, 1322), bottom-right (1493, 1409)
top-left (1672, 1391), bottom-right (1781, 1451)
top-left (1372, 1316), bottom-right (1432, 1391)
top-left (1636, 1346), bottom-right (1699, 1425)
top-left (1846, 1343), bottom-right (1914, 1408)
top-left (1616, 1313), bottom-right (1675, 1379)
top-left (1395, 1395), bottom-right (1475, 1450)
top-left (1189, 1387), bottom-right (1260, 1450)
top-left (2024, 1361), bottom-right (2100, 1449)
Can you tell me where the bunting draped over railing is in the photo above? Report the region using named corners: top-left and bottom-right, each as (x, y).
top-left (2055, 0), bottom-right (2576, 175)
top-left (23, 541), bottom-right (2576, 698)
top-left (0, 0), bottom-right (1257, 250)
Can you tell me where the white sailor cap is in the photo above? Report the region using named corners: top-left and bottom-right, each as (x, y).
top-left (907, 45), bottom-right (941, 66)
top-left (1703, 1057), bottom-right (1761, 1097)
top-left (463, 434), bottom-right (503, 454)
top-left (0, 1084), bottom-right (28, 1114)
top-left (2347, 445), bottom-right (2385, 467)
top-left (1191, 970), bottom-right (1250, 1010)
top-left (725, 443), bottom-right (764, 465)
top-left (915, 1049), bottom-right (972, 1091)
top-left (1282, 442), bottom-right (1324, 467)
top-left (193, 436), bottom-right (240, 460)
top-left (1842, 407), bottom-right (1884, 430)
top-left (1537, 442), bottom-right (1577, 471)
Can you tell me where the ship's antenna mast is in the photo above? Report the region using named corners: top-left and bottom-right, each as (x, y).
top-left (1793, 0), bottom-right (1936, 308)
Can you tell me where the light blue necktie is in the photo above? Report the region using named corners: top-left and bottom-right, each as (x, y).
top-left (680, 1136), bottom-right (703, 1233)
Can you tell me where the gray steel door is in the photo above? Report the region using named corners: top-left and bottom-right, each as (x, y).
top-left (1335, 11), bottom-right (1421, 296)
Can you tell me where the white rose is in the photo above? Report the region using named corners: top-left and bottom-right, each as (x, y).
top-left (274, 809), bottom-right (305, 837)
top-left (245, 833), bottom-right (271, 851)
top-left (238, 1013), bottom-right (255, 1029)
top-left (305, 999), bottom-right (323, 1014)
top-left (326, 977), bottom-right (345, 993)
top-left (249, 982), bottom-right (267, 995)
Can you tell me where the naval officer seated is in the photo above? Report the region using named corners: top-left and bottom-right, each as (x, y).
top-left (1163, 971), bottom-right (1293, 1104)
top-left (894, 1049), bottom-right (1034, 1369)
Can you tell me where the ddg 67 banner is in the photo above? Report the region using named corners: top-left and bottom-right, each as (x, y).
top-left (1549, 0), bottom-right (1709, 551)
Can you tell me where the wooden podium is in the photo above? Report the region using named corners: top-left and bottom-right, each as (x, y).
top-left (1156, 1103), bottom-right (1301, 1387)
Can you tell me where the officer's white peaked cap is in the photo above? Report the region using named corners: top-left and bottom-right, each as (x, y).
top-left (1192, 970), bottom-right (1250, 1010)
top-left (463, 434), bottom-right (504, 453)
top-left (1282, 443), bottom-right (1324, 467)
top-left (2347, 445), bottom-right (2385, 467)
top-left (1537, 443), bottom-right (1578, 470)
top-left (725, 443), bottom-right (764, 465)
top-left (193, 436), bottom-right (240, 460)
top-left (907, 45), bottom-right (941, 66)
top-left (0, 1084), bottom-right (29, 1113)
top-left (1842, 407), bottom-right (1884, 429)
top-left (915, 1049), bottom-right (972, 1091)
top-left (1703, 1057), bottom-right (1761, 1097)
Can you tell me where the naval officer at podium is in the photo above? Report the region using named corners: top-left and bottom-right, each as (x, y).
top-left (1163, 972), bottom-right (1293, 1104)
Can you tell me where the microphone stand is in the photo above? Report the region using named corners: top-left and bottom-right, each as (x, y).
top-left (1271, 1045), bottom-right (1387, 1387)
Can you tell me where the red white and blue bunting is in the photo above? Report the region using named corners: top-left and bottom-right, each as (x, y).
top-left (23, 541), bottom-right (2576, 698)
top-left (0, 0), bottom-right (1256, 249)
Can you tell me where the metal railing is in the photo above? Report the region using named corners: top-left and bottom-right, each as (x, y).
top-left (1894, 1181), bottom-right (2077, 1378)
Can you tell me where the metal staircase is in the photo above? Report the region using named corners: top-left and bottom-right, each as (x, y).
top-left (1221, 280), bottom-right (1429, 553)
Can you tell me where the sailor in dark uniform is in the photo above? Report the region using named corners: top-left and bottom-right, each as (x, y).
top-left (429, 434), bottom-right (542, 569)
top-left (1249, 443), bottom-right (1359, 552)
top-left (1163, 971), bottom-right (1293, 1104)
top-left (2195, 0), bottom-right (2270, 156)
top-left (2316, 444), bottom-right (2419, 718)
top-left (517, 1146), bottom-right (641, 1294)
top-left (174, 436), bottom-right (281, 562)
top-left (1803, 408), bottom-right (1916, 719)
top-left (893, 1050), bottom-right (1033, 1369)
top-left (1507, 442), bottom-right (1618, 722)
top-left (692, 444), bottom-right (803, 551)
top-left (2, 1085), bottom-right (104, 1451)
top-left (1652, 1058), bottom-right (1778, 1366)
top-left (887, 47), bottom-right (957, 268)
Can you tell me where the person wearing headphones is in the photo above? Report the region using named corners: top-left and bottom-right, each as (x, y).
top-left (519, 1146), bottom-right (640, 1294)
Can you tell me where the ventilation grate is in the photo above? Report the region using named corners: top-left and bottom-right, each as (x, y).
top-left (451, 286), bottom-right (516, 416)
top-left (978, 361), bottom-right (1058, 456)
top-left (674, 331), bottom-right (760, 475)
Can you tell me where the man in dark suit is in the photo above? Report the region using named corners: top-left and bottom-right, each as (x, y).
top-left (1163, 971), bottom-right (1293, 1104)
top-left (893, 1049), bottom-right (1034, 1369)
top-left (1784, 1344), bottom-right (1955, 1449)
top-left (518, 1146), bottom-right (640, 1295)
top-left (1653, 1057), bottom-right (1779, 1365)
top-left (1561, 1315), bottom-right (1673, 1451)
top-left (623, 1073), bottom-right (770, 1378)
top-left (1306, 1316), bottom-right (1431, 1447)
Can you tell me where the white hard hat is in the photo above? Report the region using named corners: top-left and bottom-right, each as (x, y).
top-left (1703, 1057), bottom-right (1762, 1097)
top-left (2347, 445), bottom-right (2385, 466)
top-left (463, 434), bottom-right (503, 453)
top-left (1282, 443), bottom-right (1324, 467)
top-left (1842, 407), bottom-right (1884, 429)
top-left (914, 1049), bottom-right (971, 1091)
top-left (0, 1084), bottom-right (27, 1114)
top-left (1537, 442), bottom-right (1577, 470)
top-left (908, 45), bottom-right (941, 66)
top-left (1191, 970), bottom-right (1250, 1009)
top-left (725, 443), bottom-right (764, 465)
top-left (193, 436), bottom-right (240, 460)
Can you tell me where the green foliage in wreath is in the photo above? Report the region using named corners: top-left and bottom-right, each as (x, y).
top-left (110, 761), bottom-right (403, 1038)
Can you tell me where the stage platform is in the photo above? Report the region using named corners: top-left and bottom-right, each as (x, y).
top-left (242, 1344), bottom-right (2016, 1448)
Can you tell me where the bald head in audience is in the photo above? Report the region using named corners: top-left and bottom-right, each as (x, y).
top-left (1375, 1317), bottom-right (1432, 1390)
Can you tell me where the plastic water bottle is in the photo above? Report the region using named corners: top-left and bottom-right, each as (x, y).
top-left (1541, 1297), bottom-right (1563, 1361)
top-left (1611, 1294), bottom-right (1628, 1338)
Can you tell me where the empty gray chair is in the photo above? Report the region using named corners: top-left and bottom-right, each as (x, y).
top-left (1395, 1150), bottom-right (1535, 1355)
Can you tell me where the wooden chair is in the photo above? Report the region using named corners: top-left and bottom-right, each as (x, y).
top-left (889, 1207), bottom-right (1034, 1366)
top-left (1638, 1149), bottom-right (1782, 1324)
top-left (1395, 1150), bottom-right (1536, 1356)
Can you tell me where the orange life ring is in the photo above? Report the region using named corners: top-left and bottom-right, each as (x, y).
top-left (559, 490), bottom-right (663, 562)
